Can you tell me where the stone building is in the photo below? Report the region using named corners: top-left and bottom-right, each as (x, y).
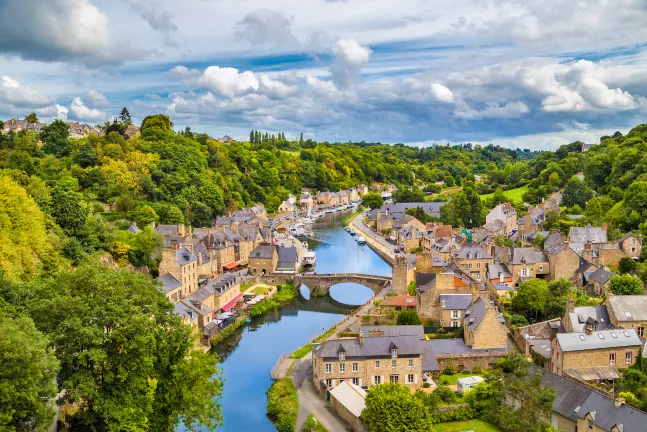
top-left (416, 263), bottom-right (478, 324)
top-left (452, 244), bottom-right (494, 283)
top-left (485, 202), bottom-right (518, 235)
top-left (248, 243), bottom-right (278, 276)
top-left (463, 297), bottom-right (508, 350)
top-left (604, 294), bottom-right (647, 336)
top-left (391, 254), bottom-right (412, 296)
top-left (504, 247), bottom-right (550, 286)
top-left (159, 247), bottom-right (199, 300)
top-left (616, 233), bottom-right (642, 260)
top-left (158, 273), bottom-right (182, 303)
top-left (517, 205), bottom-right (546, 236)
top-left (546, 244), bottom-right (582, 282)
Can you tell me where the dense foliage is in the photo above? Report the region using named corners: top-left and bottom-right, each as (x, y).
top-left (362, 383), bottom-right (435, 432)
top-left (266, 377), bottom-right (298, 432)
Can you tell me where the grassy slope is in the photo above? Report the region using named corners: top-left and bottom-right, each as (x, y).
top-left (434, 419), bottom-right (501, 432)
top-left (479, 185), bottom-right (528, 203)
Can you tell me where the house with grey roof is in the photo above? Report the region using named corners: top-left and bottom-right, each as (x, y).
top-left (569, 225), bottom-right (608, 244)
top-left (506, 247), bottom-right (550, 286)
top-left (378, 202), bottom-right (445, 219)
top-left (587, 267), bottom-right (615, 295)
top-left (158, 273), bottom-right (182, 302)
top-left (276, 246), bottom-right (298, 273)
top-left (604, 294), bottom-right (647, 336)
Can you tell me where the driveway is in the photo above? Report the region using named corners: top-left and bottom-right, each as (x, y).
top-left (296, 379), bottom-right (350, 431)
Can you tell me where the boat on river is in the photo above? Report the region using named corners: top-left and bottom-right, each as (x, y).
top-left (356, 235), bottom-right (366, 245)
top-left (302, 250), bottom-right (317, 267)
top-left (349, 228), bottom-right (356, 236)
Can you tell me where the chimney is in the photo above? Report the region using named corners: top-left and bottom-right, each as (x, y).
top-left (178, 224), bottom-right (185, 237)
top-left (499, 273), bottom-right (504, 283)
top-left (615, 397), bottom-right (625, 407)
top-left (586, 323), bottom-right (594, 336)
top-left (359, 331), bottom-right (364, 346)
top-left (602, 222), bottom-right (608, 231)
top-left (566, 296), bottom-right (574, 314)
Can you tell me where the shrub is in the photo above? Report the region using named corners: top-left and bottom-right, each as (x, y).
top-left (396, 309), bottom-right (422, 325)
top-left (433, 386), bottom-right (455, 403)
top-left (471, 367), bottom-right (483, 375)
top-left (302, 414), bottom-right (328, 432)
top-left (267, 378), bottom-right (298, 432)
top-left (422, 382), bottom-right (431, 388)
top-left (430, 406), bottom-right (477, 424)
top-left (441, 378), bottom-right (449, 385)
top-left (443, 365), bottom-right (458, 375)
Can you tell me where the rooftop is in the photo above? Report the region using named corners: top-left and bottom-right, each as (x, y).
top-left (329, 381), bottom-right (366, 418)
top-left (606, 295), bottom-right (647, 322)
top-left (556, 329), bottom-right (641, 352)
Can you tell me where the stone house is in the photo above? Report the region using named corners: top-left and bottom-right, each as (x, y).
top-left (338, 190), bottom-right (350, 203)
top-left (463, 297), bottom-right (508, 350)
top-left (203, 231), bottom-right (236, 273)
top-left (587, 267), bottom-right (615, 295)
top-left (348, 188), bottom-right (360, 201)
top-left (358, 184), bottom-right (369, 195)
top-left (517, 205), bottom-right (546, 236)
top-left (551, 328), bottom-right (641, 381)
top-left (376, 214), bottom-right (398, 236)
top-left (329, 192), bottom-right (341, 206)
top-left (486, 262), bottom-right (513, 287)
top-left (531, 364), bottom-right (647, 432)
top-left (382, 295), bottom-right (416, 311)
top-left (415, 253), bottom-right (448, 274)
top-left (421, 223), bottom-right (453, 253)
top-left (276, 246), bottom-right (298, 273)
top-left (300, 193), bottom-right (313, 207)
top-left (158, 273), bottom-right (182, 303)
top-left (278, 200), bottom-right (295, 213)
top-left (416, 263), bottom-right (478, 325)
top-left (316, 192), bottom-right (331, 204)
top-left (159, 247), bottom-right (199, 299)
top-left (377, 202), bottom-right (445, 220)
top-left (248, 243), bottom-right (278, 276)
top-left (616, 233), bottom-right (642, 260)
top-left (485, 202), bottom-right (518, 235)
top-left (504, 247), bottom-right (550, 286)
top-left (604, 294), bottom-right (647, 337)
top-left (329, 381), bottom-right (367, 431)
top-left (312, 326), bottom-right (430, 392)
top-left (546, 244), bottom-right (582, 282)
top-left (452, 245), bottom-right (494, 283)
top-left (569, 225), bottom-right (608, 244)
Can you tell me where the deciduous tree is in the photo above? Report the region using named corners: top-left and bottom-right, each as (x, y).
top-left (362, 383), bottom-right (434, 432)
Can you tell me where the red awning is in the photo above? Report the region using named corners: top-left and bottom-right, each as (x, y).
top-left (223, 262), bottom-right (239, 270)
top-left (221, 293), bottom-right (243, 312)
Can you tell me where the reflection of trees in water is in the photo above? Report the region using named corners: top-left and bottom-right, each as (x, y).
top-left (212, 327), bottom-right (245, 362)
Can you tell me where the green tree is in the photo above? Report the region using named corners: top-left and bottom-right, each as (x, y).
top-left (444, 175), bottom-right (455, 187)
top-left (609, 274), bottom-right (643, 295)
top-left (362, 192), bottom-right (384, 209)
top-left (562, 176), bottom-right (592, 209)
top-left (50, 183), bottom-right (88, 235)
top-left (131, 205), bottom-right (158, 227)
top-left (547, 172), bottom-right (561, 190)
top-left (543, 279), bottom-right (572, 319)
top-left (361, 383), bottom-right (434, 432)
top-left (191, 201), bottom-right (213, 227)
top-left (405, 206), bottom-right (432, 224)
top-left (155, 203), bottom-right (185, 224)
top-left (511, 279), bottom-right (549, 319)
top-left (41, 119), bottom-right (71, 157)
top-left (0, 298), bottom-right (59, 432)
top-left (620, 257), bottom-right (638, 274)
top-left (584, 197), bottom-right (603, 223)
top-left (397, 309), bottom-right (422, 325)
top-left (119, 107), bottom-right (132, 126)
top-left (493, 235), bottom-right (514, 248)
top-left (24, 112), bottom-right (39, 123)
top-left (407, 280), bottom-right (417, 296)
top-left (21, 263), bottom-right (223, 431)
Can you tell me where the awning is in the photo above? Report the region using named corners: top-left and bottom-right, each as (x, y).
top-left (236, 259), bottom-right (248, 266)
top-left (565, 366), bottom-right (620, 381)
top-left (215, 312), bottom-right (233, 320)
top-left (221, 293), bottom-right (244, 312)
top-left (223, 262), bottom-right (239, 270)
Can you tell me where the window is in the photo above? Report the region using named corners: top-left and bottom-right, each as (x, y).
top-left (325, 379), bottom-right (332, 388)
top-left (632, 247), bottom-right (637, 253)
top-left (452, 321), bottom-right (460, 328)
top-left (468, 263), bottom-right (473, 269)
top-left (392, 360), bottom-right (397, 369)
top-left (521, 268), bottom-right (528, 276)
top-left (626, 352), bottom-right (633, 364)
top-left (339, 363), bottom-right (345, 372)
top-left (391, 349), bottom-right (398, 358)
top-left (352, 362), bottom-right (358, 372)
top-left (476, 273), bottom-right (481, 280)
top-left (409, 359), bottom-right (414, 368)
top-left (451, 311), bottom-right (460, 319)
top-left (609, 353), bottom-right (616, 365)
top-left (374, 376), bottom-right (382, 384)
top-left (375, 361), bottom-right (380, 369)
top-left (476, 263), bottom-right (481, 269)
top-left (390, 375), bottom-right (399, 383)
top-left (539, 265), bottom-right (544, 271)
top-left (588, 419), bottom-right (594, 429)
top-left (639, 327), bottom-right (645, 337)
top-left (407, 374), bottom-right (415, 384)
top-left (352, 378), bottom-right (360, 386)
top-left (325, 364), bottom-right (332, 374)
top-left (339, 352), bottom-right (345, 361)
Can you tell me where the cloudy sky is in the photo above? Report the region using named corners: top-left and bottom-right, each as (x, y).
top-left (1, 0), bottom-right (647, 149)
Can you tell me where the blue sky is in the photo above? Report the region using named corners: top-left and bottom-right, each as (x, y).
top-left (1, 0), bottom-right (647, 149)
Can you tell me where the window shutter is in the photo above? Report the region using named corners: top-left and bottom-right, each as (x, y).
top-left (414, 374), bottom-right (418, 384)
top-left (371, 376), bottom-right (374, 385)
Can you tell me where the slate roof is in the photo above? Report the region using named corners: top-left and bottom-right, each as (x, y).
top-left (368, 209), bottom-right (378, 221)
top-left (440, 294), bottom-right (473, 310)
top-left (359, 325), bottom-right (424, 338)
top-left (483, 219), bottom-right (506, 233)
top-left (249, 244), bottom-right (275, 259)
top-left (419, 340), bottom-right (440, 371)
top-left (529, 365), bottom-right (593, 422)
top-left (177, 247), bottom-right (197, 265)
top-left (565, 306), bottom-right (611, 333)
top-left (454, 245), bottom-right (492, 259)
top-left (128, 223), bottom-right (140, 233)
top-left (488, 263), bottom-right (512, 279)
top-left (606, 296), bottom-right (647, 322)
top-left (379, 202), bottom-right (445, 218)
top-left (577, 389), bottom-right (647, 431)
top-left (416, 272), bottom-right (437, 293)
top-left (277, 246), bottom-right (297, 266)
top-left (570, 225), bottom-right (608, 244)
top-left (465, 297), bottom-right (487, 331)
top-left (543, 231), bottom-right (565, 250)
top-left (588, 267), bottom-right (614, 285)
top-left (556, 329), bottom-right (641, 352)
top-left (511, 247), bottom-right (548, 264)
top-left (155, 224), bottom-right (183, 236)
top-left (314, 335), bottom-right (424, 359)
top-left (158, 273), bottom-right (181, 293)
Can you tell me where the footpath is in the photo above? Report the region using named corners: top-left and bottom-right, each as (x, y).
top-left (351, 211), bottom-right (396, 264)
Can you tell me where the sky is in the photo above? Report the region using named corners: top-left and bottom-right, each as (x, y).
top-left (1, 0), bottom-right (647, 150)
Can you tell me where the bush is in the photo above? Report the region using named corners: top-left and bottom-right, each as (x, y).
top-left (267, 378), bottom-right (298, 432)
top-left (443, 365), bottom-right (458, 375)
top-left (430, 406), bottom-right (477, 424)
top-left (433, 386), bottom-right (455, 403)
top-left (396, 309), bottom-right (422, 325)
top-left (471, 367), bottom-right (483, 375)
top-left (422, 382), bottom-right (431, 388)
top-left (302, 414), bottom-right (328, 432)
top-left (250, 284), bottom-right (296, 317)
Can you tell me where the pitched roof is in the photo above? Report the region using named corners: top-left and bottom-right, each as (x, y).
top-left (276, 246), bottom-right (298, 270)
top-left (249, 244), bottom-right (275, 259)
top-left (359, 325), bottom-right (424, 338)
top-left (606, 296), bottom-right (647, 322)
top-left (379, 202), bottom-right (446, 218)
top-left (177, 247), bottom-right (197, 265)
top-left (454, 245), bottom-right (492, 259)
top-left (570, 225), bottom-right (608, 244)
top-left (440, 294), bottom-right (473, 310)
top-left (565, 306), bottom-right (611, 333)
top-left (511, 247), bottom-right (548, 264)
top-left (465, 297), bottom-right (488, 331)
top-left (329, 381), bottom-right (366, 417)
top-left (556, 329), bottom-right (641, 352)
top-left (158, 273), bottom-right (181, 293)
top-left (488, 263), bottom-right (512, 279)
top-left (382, 296), bottom-right (417, 308)
top-left (589, 267), bottom-right (614, 285)
top-left (314, 335), bottom-right (424, 359)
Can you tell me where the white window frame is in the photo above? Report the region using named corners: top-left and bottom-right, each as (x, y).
top-left (452, 321), bottom-right (460, 328)
top-left (638, 327), bottom-right (645, 337)
top-left (375, 361), bottom-right (380, 369)
top-left (476, 263), bottom-right (481, 269)
top-left (374, 376), bottom-right (382, 384)
top-left (476, 273), bottom-right (481, 281)
top-left (339, 352), bottom-right (345, 361)
top-left (451, 310), bottom-right (460, 319)
top-left (390, 375), bottom-right (399, 383)
top-left (326, 379), bottom-right (332, 388)
top-left (352, 378), bottom-right (360, 386)
top-left (339, 363), bottom-right (345, 372)
top-left (409, 359), bottom-right (414, 368)
top-left (325, 364), bottom-right (332, 374)
top-left (626, 351), bottom-right (633, 364)
top-left (609, 352), bottom-right (616, 365)
top-left (407, 374), bottom-right (415, 384)
top-left (352, 362), bottom-right (358, 372)
top-left (391, 349), bottom-right (398, 358)
top-left (392, 360), bottom-right (397, 369)
top-left (521, 268), bottom-right (528, 277)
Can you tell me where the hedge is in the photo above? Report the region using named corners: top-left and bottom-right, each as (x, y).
top-left (430, 406), bottom-right (477, 424)
top-left (250, 284), bottom-right (297, 317)
top-left (267, 378), bottom-right (298, 432)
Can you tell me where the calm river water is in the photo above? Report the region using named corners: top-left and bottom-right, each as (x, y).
top-left (181, 210), bottom-right (391, 431)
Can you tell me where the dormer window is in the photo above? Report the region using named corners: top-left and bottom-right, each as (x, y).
top-left (521, 257), bottom-right (527, 264)
top-left (466, 252), bottom-right (471, 259)
top-left (339, 352), bottom-right (345, 361)
top-left (475, 252), bottom-right (480, 258)
top-left (391, 349), bottom-right (398, 358)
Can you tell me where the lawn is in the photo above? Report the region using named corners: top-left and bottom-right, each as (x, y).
top-left (434, 419), bottom-right (501, 432)
top-left (479, 185), bottom-right (528, 203)
top-left (252, 286), bottom-right (269, 295)
top-left (439, 373), bottom-right (483, 385)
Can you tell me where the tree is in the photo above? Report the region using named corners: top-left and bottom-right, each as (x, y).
top-left (547, 172), bottom-right (561, 190)
top-left (493, 235), bottom-right (514, 248)
top-left (585, 197), bottom-right (603, 223)
top-left (397, 309), bottom-right (422, 325)
top-left (249, 130), bottom-right (255, 143)
top-left (25, 112), bottom-right (39, 123)
top-left (362, 192), bottom-right (384, 209)
top-left (511, 279), bottom-right (549, 319)
top-left (444, 175), bottom-right (455, 187)
top-left (41, 119), bottom-right (71, 157)
top-left (620, 257), bottom-right (638, 274)
top-left (562, 176), bottom-right (592, 209)
top-left (361, 383), bottom-right (433, 432)
top-left (407, 280), bottom-right (417, 296)
top-left (405, 206), bottom-right (433, 224)
top-left (609, 274), bottom-right (643, 295)
top-left (21, 263), bottom-right (223, 431)
top-left (543, 279), bottom-right (572, 319)
top-left (0, 176), bottom-right (61, 281)
top-left (119, 107), bottom-right (132, 126)
top-left (50, 183), bottom-right (88, 235)
top-left (0, 298), bottom-right (59, 431)
top-left (191, 201), bottom-right (213, 227)
top-left (299, 132), bottom-right (304, 146)
top-left (131, 205), bottom-right (158, 227)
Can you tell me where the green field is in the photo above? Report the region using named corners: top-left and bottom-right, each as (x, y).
top-left (479, 185), bottom-right (528, 203)
top-left (434, 419), bottom-right (501, 432)
top-left (439, 373), bottom-right (483, 385)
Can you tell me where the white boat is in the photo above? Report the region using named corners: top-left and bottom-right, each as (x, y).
top-left (300, 217), bottom-right (315, 224)
top-left (356, 235), bottom-right (366, 245)
top-left (349, 228), bottom-right (356, 236)
top-left (302, 251), bottom-right (317, 267)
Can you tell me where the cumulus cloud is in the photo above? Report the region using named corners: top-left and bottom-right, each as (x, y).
top-left (168, 65), bottom-right (201, 79)
top-left (430, 83), bottom-right (454, 103)
top-left (330, 39), bottom-right (372, 89)
top-left (126, 1), bottom-right (178, 35)
top-left (84, 90), bottom-right (109, 107)
top-left (454, 101), bottom-right (530, 120)
top-left (68, 97), bottom-right (105, 122)
top-left (196, 67), bottom-right (260, 97)
top-left (0, 0), bottom-right (141, 65)
top-left (0, 76), bottom-right (50, 106)
top-left (235, 10), bottom-right (299, 48)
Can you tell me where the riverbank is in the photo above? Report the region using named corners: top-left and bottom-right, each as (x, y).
top-left (351, 212), bottom-right (396, 265)
top-left (267, 377), bottom-right (299, 431)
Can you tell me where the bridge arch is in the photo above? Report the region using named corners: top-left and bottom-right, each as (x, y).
top-left (294, 273), bottom-right (392, 297)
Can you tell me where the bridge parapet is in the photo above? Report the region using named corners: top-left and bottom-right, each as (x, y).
top-left (294, 273), bottom-right (392, 295)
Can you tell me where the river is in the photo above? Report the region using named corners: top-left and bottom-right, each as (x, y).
top-left (187, 210), bottom-right (391, 431)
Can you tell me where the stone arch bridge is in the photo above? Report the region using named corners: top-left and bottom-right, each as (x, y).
top-left (293, 273), bottom-right (392, 295)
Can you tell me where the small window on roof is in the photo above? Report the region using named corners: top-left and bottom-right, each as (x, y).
top-left (611, 332), bottom-right (617, 338)
top-left (624, 331), bottom-right (631, 337)
top-left (598, 334), bottom-right (605, 339)
top-left (579, 335), bottom-right (586, 341)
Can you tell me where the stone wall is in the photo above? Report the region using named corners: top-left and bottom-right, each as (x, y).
top-left (330, 395), bottom-right (369, 432)
top-left (469, 306), bottom-right (508, 349)
top-left (549, 247), bottom-right (580, 282)
top-left (436, 351), bottom-right (508, 371)
top-left (392, 255), bottom-right (409, 295)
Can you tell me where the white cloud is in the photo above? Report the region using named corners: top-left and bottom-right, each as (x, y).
top-left (235, 9), bottom-right (299, 48)
top-left (430, 83), bottom-right (454, 103)
top-left (196, 67), bottom-right (260, 98)
top-left (0, 76), bottom-right (50, 106)
top-left (126, 1), bottom-right (177, 35)
top-left (454, 101), bottom-right (529, 120)
top-left (68, 97), bottom-right (105, 122)
top-left (85, 90), bottom-right (109, 107)
top-left (168, 65), bottom-right (201, 79)
top-left (330, 39), bottom-right (372, 88)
